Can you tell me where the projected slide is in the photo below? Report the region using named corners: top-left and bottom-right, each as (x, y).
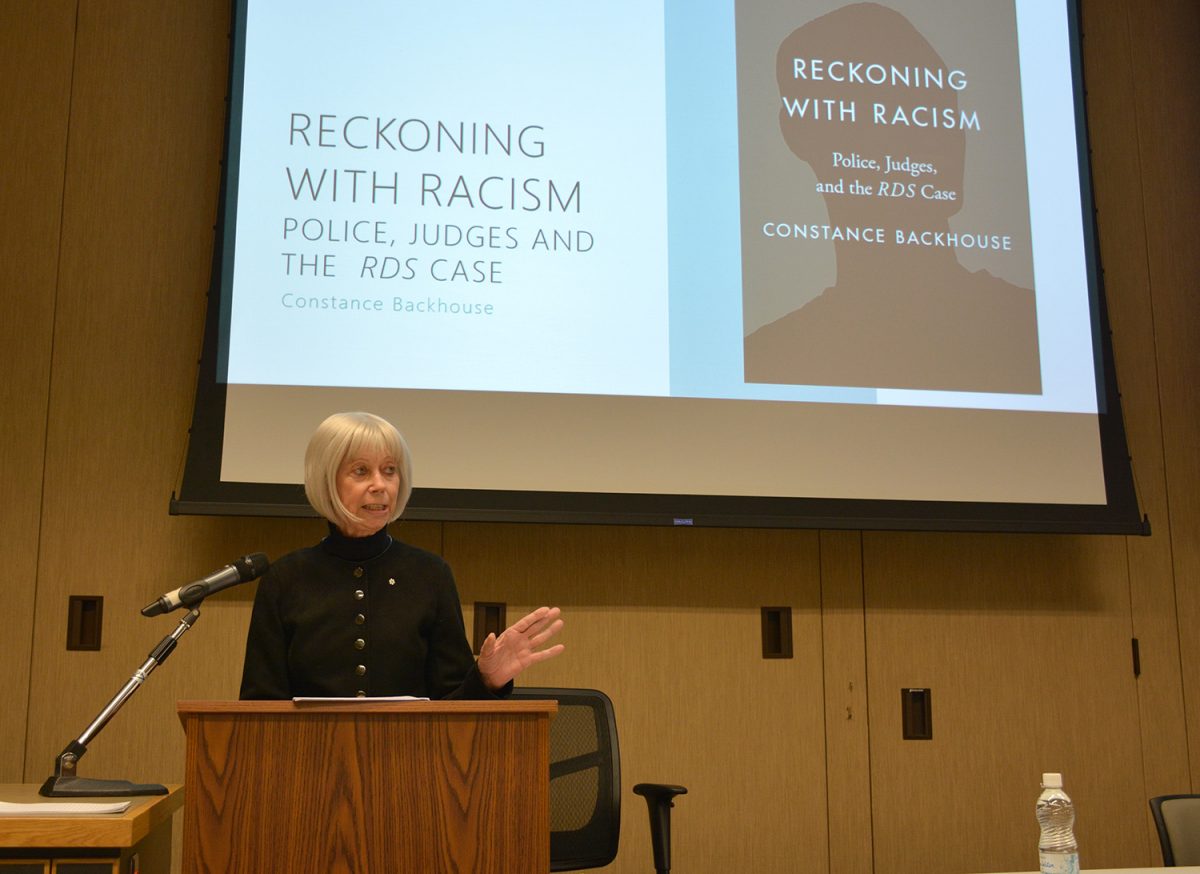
top-left (222, 0), bottom-right (1098, 415)
top-left (226, 2), bottom-right (669, 397)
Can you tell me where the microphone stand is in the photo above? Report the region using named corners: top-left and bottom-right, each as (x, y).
top-left (40, 608), bottom-right (202, 797)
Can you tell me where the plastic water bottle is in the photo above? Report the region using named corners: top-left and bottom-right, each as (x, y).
top-left (1036, 772), bottom-right (1079, 874)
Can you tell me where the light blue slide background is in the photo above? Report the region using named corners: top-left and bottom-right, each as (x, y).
top-left (224, 0), bottom-right (1099, 415)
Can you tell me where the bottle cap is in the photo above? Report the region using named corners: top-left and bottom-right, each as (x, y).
top-left (1041, 772), bottom-right (1063, 788)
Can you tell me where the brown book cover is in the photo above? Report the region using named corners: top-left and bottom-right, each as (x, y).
top-left (738, 0), bottom-right (1041, 394)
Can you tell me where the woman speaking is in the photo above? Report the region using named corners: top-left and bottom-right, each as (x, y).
top-left (240, 411), bottom-right (563, 699)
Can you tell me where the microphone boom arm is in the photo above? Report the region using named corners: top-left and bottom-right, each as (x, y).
top-left (40, 608), bottom-right (203, 797)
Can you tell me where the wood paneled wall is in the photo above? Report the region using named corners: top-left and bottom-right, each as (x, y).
top-left (0, 0), bottom-right (76, 786)
top-left (0, 2), bottom-right (1195, 873)
top-left (1119, 0), bottom-right (1200, 791)
top-left (1082, 0), bottom-right (1198, 846)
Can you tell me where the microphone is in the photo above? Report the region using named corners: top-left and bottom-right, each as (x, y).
top-left (141, 553), bottom-right (269, 617)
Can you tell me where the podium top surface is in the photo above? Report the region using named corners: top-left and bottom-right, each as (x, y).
top-left (177, 698), bottom-right (558, 718)
top-left (0, 784), bottom-right (183, 849)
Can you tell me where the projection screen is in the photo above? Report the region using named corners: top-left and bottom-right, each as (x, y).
top-left (173, 0), bottom-right (1145, 533)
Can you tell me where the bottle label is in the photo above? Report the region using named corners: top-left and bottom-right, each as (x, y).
top-left (1039, 852), bottom-right (1079, 874)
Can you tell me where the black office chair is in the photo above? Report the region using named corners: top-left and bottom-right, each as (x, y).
top-left (1150, 794), bottom-right (1200, 866)
top-left (511, 687), bottom-right (687, 872)
top-left (511, 687), bottom-right (622, 870)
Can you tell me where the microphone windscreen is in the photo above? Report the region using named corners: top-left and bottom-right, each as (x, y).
top-left (235, 552), bottom-right (271, 582)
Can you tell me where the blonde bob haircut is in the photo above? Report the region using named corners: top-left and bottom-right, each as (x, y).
top-left (304, 412), bottom-right (413, 529)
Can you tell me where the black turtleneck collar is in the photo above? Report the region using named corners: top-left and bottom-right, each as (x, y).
top-left (319, 522), bottom-right (393, 562)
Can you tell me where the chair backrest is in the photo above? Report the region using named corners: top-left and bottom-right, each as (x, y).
top-left (511, 687), bottom-right (621, 871)
top-left (1150, 794), bottom-right (1200, 866)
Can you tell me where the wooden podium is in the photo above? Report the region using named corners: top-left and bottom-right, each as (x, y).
top-left (177, 699), bottom-right (555, 874)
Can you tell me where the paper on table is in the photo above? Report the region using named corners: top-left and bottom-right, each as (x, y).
top-left (292, 696), bottom-right (430, 703)
top-left (0, 800), bottom-right (132, 816)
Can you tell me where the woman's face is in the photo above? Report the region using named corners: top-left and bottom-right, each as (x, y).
top-left (335, 445), bottom-right (400, 537)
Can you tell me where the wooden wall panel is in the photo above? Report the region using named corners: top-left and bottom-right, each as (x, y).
top-left (22, 0), bottom-right (236, 786)
top-left (1124, 0), bottom-right (1200, 791)
top-left (820, 531), bottom-right (873, 874)
top-left (446, 522), bottom-right (828, 874)
top-left (0, 0), bottom-right (77, 783)
top-left (864, 533), bottom-right (1147, 873)
top-left (1080, 0), bottom-right (1193, 844)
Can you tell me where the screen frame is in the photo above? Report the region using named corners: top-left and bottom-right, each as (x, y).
top-left (171, 0), bottom-right (1147, 535)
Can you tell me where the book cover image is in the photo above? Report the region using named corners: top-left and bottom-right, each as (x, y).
top-left (737, 1), bottom-right (1041, 394)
